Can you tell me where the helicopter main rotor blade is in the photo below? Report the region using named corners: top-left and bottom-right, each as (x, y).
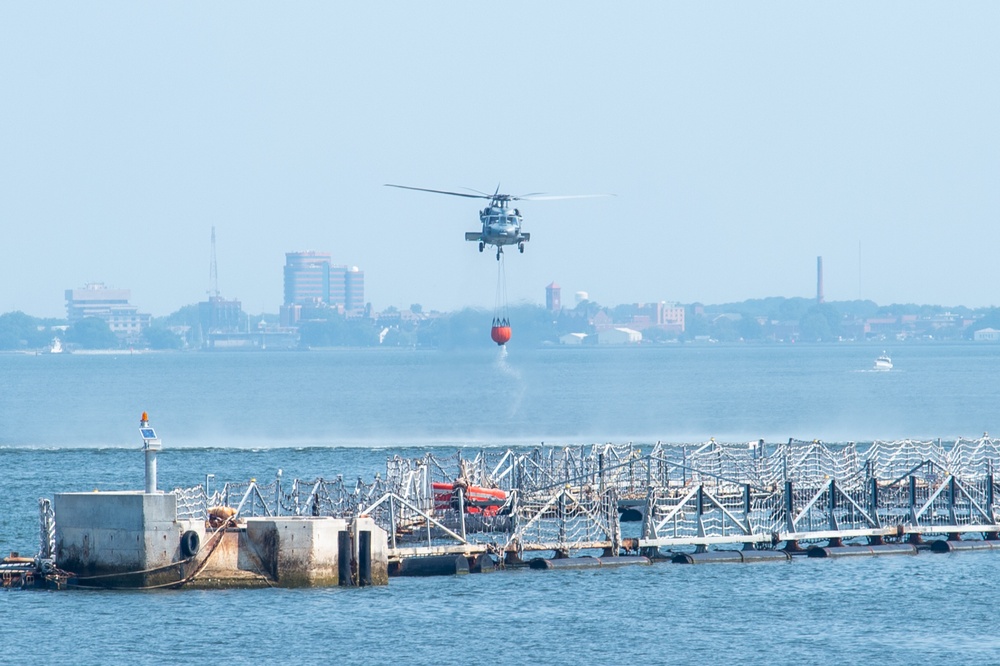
top-left (384, 184), bottom-right (490, 199)
top-left (458, 187), bottom-right (494, 197)
top-left (514, 193), bottom-right (616, 201)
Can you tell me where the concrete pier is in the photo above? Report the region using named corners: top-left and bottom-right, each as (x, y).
top-left (53, 491), bottom-right (388, 589)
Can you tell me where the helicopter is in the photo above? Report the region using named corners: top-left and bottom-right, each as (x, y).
top-left (385, 184), bottom-right (610, 260)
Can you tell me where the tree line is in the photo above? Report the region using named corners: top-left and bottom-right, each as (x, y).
top-left (1, 298), bottom-right (998, 351)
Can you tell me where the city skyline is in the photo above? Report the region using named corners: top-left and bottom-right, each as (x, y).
top-left (35, 242), bottom-right (996, 322)
top-left (2, 5), bottom-right (998, 319)
top-left (42, 268), bottom-right (1000, 323)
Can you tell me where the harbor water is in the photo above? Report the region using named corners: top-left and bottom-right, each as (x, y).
top-left (4, 343), bottom-right (1000, 663)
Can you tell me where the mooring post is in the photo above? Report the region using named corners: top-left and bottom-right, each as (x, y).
top-left (338, 530), bottom-right (353, 587)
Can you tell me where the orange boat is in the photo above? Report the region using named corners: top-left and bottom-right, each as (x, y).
top-left (432, 482), bottom-right (507, 516)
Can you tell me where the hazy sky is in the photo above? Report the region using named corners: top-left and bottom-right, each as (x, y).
top-left (2, 3), bottom-right (998, 319)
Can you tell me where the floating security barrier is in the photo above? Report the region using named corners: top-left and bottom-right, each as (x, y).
top-left (527, 556), bottom-right (651, 570)
top-left (529, 556), bottom-right (602, 570)
top-left (392, 554), bottom-right (470, 577)
top-left (596, 556), bottom-right (651, 567)
top-left (671, 550), bottom-right (791, 564)
top-left (806, 543), bottom-right (917, 558)
top-left (739, 550), bottom-right (794, 563)
top-left (929, 538), bottom-right (1000, 553)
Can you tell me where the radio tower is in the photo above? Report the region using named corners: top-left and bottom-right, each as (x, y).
top-left (209, 226), bottom-right (220, 299)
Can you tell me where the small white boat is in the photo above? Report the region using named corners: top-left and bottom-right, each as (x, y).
top-left (873, 352), bottom-right (892, 371)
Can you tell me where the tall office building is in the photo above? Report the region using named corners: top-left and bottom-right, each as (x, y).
top-left (281, 251), bottom-right (365, 324)
top-left (284, 251), bottom-right (332, 305)
top-left (328, 265), bottom-right (347, 308)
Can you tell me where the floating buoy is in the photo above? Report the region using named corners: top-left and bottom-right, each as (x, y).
top-left (491, 317), bottom-right (511, 346)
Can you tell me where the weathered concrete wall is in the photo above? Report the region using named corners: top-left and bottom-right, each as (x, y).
top-left (245, 516), bottom-right (349, 587)
top-left (54, 492), bottom-right (178, 587)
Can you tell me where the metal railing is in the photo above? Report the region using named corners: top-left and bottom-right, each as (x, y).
top-left (51, 435), bottom-right (1000, 561)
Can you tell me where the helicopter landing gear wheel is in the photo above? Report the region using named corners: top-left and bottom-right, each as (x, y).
top-left (496, 247), bottom-right (503, 260)
top-left (518, 242), bottom-right (524, 254)
top-left (479, 242), bottom-right (484, 253)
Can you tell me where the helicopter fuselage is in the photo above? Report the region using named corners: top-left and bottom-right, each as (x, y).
top-left (465, 204), bottom-right (530, 253)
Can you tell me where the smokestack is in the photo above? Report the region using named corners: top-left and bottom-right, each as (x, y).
top-left (817, 256), bottom-right (825, 304)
